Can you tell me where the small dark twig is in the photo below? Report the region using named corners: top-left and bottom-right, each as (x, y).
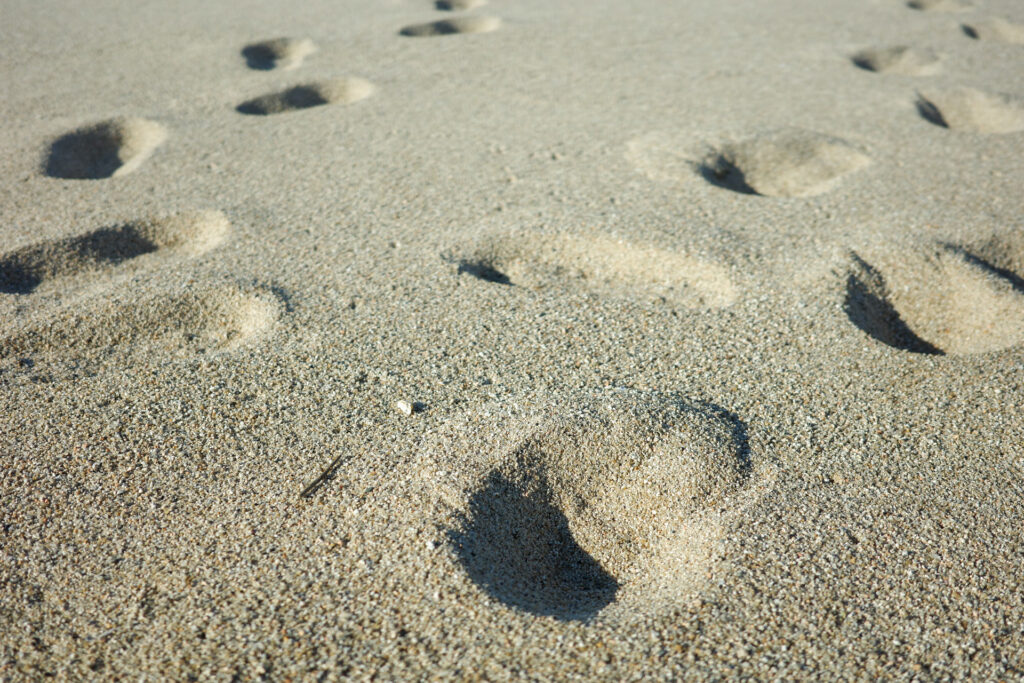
top-left (300, 453), bottom-right (346, 499)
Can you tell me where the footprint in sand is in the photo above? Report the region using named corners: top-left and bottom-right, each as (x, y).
top-left (962, 18), bottom-right (1024, 44)
top-left (400, 16), bottom-right (501, 37)
top-left (44, 118), bottom-right (166, 179)
top-left (439, 391), bottom-right (757, 623)
top-left (699, 129), bottom-right (871, 198)
top-left (1, 285), bottom-right (281, 363)
top-left (242, 38), bottom-right (317, 71)
top-left (907, 0), bottom-right (971, 12)
top-left (237, 78), bottom-right (374, 115)
top-left (917, 87), bottom-right (1024, 134)
top-left (845, 243), bottom-right (1024, 355)
top-left (0, 211), bottom-right (230, 295)
top-left (435, 0), bottom-right (487, 9)
top-left (452, 229), bottom-right (737, 308)
top-left (851, 46), bottom-right (941, 76)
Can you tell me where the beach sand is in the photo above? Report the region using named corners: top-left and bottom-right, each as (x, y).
top-left (1, 0), bottom-right (1023, 678)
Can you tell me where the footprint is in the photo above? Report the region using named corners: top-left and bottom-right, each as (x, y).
top-left (851, 46), bottom-right (941, 75)
top-left (44, 118), bottom-right (167, 179)
top-left (700, 129), bottom-right (871, 197)
top-left (1, 285), bottom-right (281, 362)
top-left (453, 229), bottom-right (738, 308)
top-left (237, 78), bottom-right (374, 115)
top-left (242, 38), bottom-right (317, 71)
top-left (399, 16), bottom-right (501, 36)
top-left (845, 247), bottom-right (1024, 355)
top-left (443, 391), bottom-right (754, 622)
top-left (907, 0), bottom-right (971, 12)
top-left (917, 87), bottom-right (1024, 134)
top-left (0, 211), bottom-right (230, 295)
top-left (436, 0), bottom-right (486, 8)
top-left (962, 18), bottom-right (1024, 44)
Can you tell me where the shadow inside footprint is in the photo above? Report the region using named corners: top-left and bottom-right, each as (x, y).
top-left (844, 259), bottom-right (943, 355)
top-left (448, 472), bottom-right (618, 622)
top-left (242, 44), bottom-right (281, 70)
top-left (698, 158), bottom-right (757, 195)
top-left (915, 97), bottom-right (947, 128)
top-left (458, 260), bottom-right (511, 285)
top-left (238, 86), bottom-right (327, 114)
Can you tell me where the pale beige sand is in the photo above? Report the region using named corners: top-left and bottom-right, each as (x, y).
top-left (2, 0), bottom-right (1024, 679)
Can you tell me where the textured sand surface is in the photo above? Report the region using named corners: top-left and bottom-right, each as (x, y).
top-left (2, 0), bottom-right (1023, 679)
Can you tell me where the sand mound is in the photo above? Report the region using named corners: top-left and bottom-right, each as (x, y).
top-left (907, 0), bottom-right (971, 12)
top-left (44, 118), bottom-right (167, 179)
top-left (442, 391), bottom-right (755, 622)
top-left (1, 285), bottom-right (280, 361)
top-left (0, 211), bottom-right (229, 294)
top-left (453, 228), bottom-right (737, 308)
top-left (962, 18), bottom-right (1024, 44)
top-left (845, 246), bottom-right (1024, 355)
top-left (702, 130), bottom-right (871, 197)
top-left (918, 87), bottom-right (1024, 134)
top-left (851, 46), bottom-right (940, 76)
top-left (400, 16), bottom-right (501, 37)
top-left (436, 0), bottom-right (487, 9)
top-left (237, 79), bottom-right (375, 115)
top-left (242, 38), bottom-right (317, 70)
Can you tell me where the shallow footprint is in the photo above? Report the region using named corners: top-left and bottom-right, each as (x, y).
top-left (962, 18), bottom-right (1024, 44)
top-left (701, 129), bottom-right (871, 197)
top-left (851, 46), bottom-right (940, 75)
top-left (441, 390), bottom-right (755, 623)
top-left (44, 118), bottom-right (167, 179)
top-left (907, 0), bottom-right (971, 12)
top-left (436, 0), bottom-right (487, 9)
top-left (917, 87), bottom-right (1024, 134)
top-left (0, 211), bottom-right (230, 294)
top-left (400, 16), bottom-right (501, 36)
top-left (242, 38), bottom-right (317, 70)
top-left (237, 78), bottom-right (374, 115)
top-left (1, 285), bottom-right (281, 362)
top-left (453, 229), bottom-right (737, 308)
top-left (845, 246), bottom-right (1024, 355)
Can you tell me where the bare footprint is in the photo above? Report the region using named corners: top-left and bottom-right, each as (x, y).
top-left (400, 16), bottom-right (501, 36)
top-left (701, 130), bottom-right (871, 197)
top-left (44, 118), bottom-right (167, 179)
top-left (845, 246), bottom-right (1024, 355)
top-left (0, 211), bottom-right (230, 295)
top-left (2, 285), bottom-right (281, 361)
top-left (907, 0), bottom-right (971, 12)
top-left (436, 0), bottom-right (487, 9)
top-left (851, 46), bottom-right (941, 75)
top-left (962, 18), bottom-right (1024, 44)
top-left (242, 38), bottom-right (317, 70)
top-left (917, 87), bottom-right (1024, 134)
top-left (439, 391), bottom-right (757, 623)
top-left (237, 78), bottom-right (374, 115)
top-left (453, 229), bottom-right (737, 308)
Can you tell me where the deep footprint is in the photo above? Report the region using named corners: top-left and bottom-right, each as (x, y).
top-left (0, 211), bottom-right (230, 294)
top-left (445, 391), bottom-right (753, 622)
top-left (242, 38), bottom-right (317, 70)
top-left (851, 46), bottom-right (940, 75)
top-left (845, 247), bottom-right (1024, 355)
top-left (454, 229), bottom-right (737, 308)
top-left (701, 129), bottom-right (871, 197)
top-left (44, 118), bottom-right (167, 179)
top-left (237, 79), bottom-right (374, 115)
top-left (400, 16), bottom-right (501, 36)
top-left (917, 87), bottom-right (1024, 134)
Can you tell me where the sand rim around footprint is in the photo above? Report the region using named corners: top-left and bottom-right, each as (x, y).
top-left (44, 118), bottom-right (167, 179)
top-left (0, 211), bottom-right (230, 294)
top-left (1, 285), bottom-right (280, 361)
top-left (400, 16), bottom-right (501, 36)
top-left (701, 130), bottom-right (871, 197)
top-left (438, 391), bottom-right (755, 623)
top-left (845, 246), bottom-right (1024, 355)
top-left (962, 18), bottom-right (1024, 44)
top-left (242, 38), bottom-right (317, 71)
top-left (852, 46), bottom-right (940, 76)
top-left (237, 78), bottom-right (374, 115)
top-left (918, 87), bottom-right (1024, 134)
top-left (454, 229), bottom-right (737, 308)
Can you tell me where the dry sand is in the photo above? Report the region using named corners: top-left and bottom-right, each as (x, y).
top-left (1, 0), bottom-right (1023, 679)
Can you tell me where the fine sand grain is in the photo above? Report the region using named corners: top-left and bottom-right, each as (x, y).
top-left (2, 0), bottom-right (1023, 679)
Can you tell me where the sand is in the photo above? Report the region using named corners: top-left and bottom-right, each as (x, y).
top-left (1, 0), bottom-right (1023, 679)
